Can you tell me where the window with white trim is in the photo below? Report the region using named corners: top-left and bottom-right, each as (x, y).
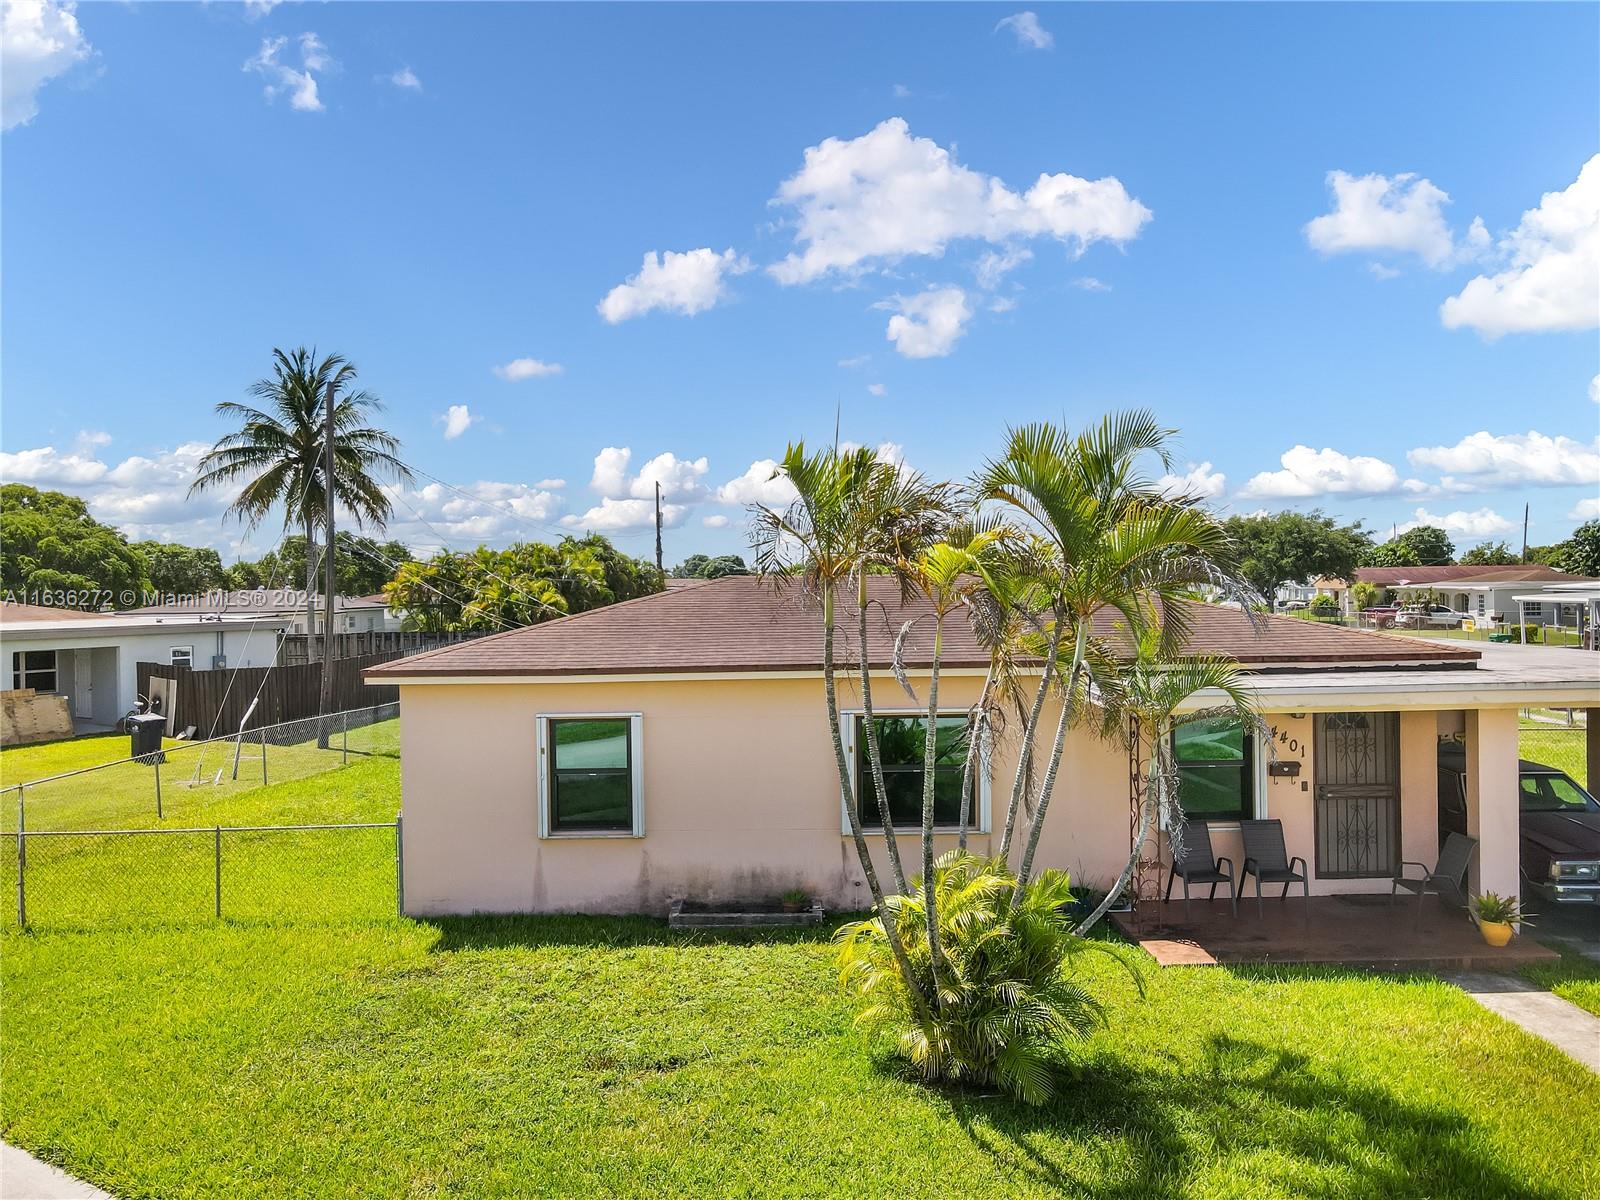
top-left (170, 646), bottom-right (194, 668)
top-left (537, 714), bottom-right (644, 837)
top-left (1172, 716), bottom-right (1258, 823)
top-left (846, 712), bottom-right (989, 833)
top-left (10, 649), bottom-right (57, 693)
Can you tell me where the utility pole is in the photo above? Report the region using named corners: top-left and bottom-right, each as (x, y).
top-left (317, 377), bottom-right (337, 749)
top-left (654, 481), bottom-right (664, 577)
top-left (1521, 503), bottom-right (1530, 564)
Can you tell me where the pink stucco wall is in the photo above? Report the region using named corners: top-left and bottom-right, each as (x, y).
top-left (395, 675), bottom-right (1519, 915)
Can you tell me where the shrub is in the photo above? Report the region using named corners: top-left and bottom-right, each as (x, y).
top-left (1472, 892), bottom-right (1526, 928)
top-left (834, 851), bottom-right (1130, 1104)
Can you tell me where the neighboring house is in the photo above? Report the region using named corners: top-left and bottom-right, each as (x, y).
top-left (367, 577), bottom-right (1600, 918)
top-left (1, 601), bottom-right (287, 732)
top-left (124, 589), bottom-right (401, 635)
top-left (1274, 578), bottom-right (1348, 610)
top-left (1314, 566), bottom-right (1593, 624)
top-left (1510, 580), bottom-right (1600, 649)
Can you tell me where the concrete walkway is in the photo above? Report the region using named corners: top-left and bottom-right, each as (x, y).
top-left (0, 1143), bottom-right (112, 1200)
top-left (1443, 971), bottom-right (1600, 1073)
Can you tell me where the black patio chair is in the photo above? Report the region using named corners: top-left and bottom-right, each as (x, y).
top-left (1240, 819), bottom-right (1309, 917)
top-left (1164, 821), bottom-right (1237, 917)
top-left (1391, 832), bottom-right (1477, 928)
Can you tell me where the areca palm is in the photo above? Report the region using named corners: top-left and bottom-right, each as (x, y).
top-left (190, 348), bottom-right (412, 633)
top-left (975, 412), bottom-right (1258, 885)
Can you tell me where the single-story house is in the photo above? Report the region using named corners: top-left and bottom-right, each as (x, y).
top-left (123, 589), bottom-right (400, 635)
top-left (367, 577), bottom-right (1600, 918)
top-left (1512, 580), bottom-right (1600, 648)
top-left (1, 601), bottom-right (287, 732)
top-left (1329, 565), bottom-right (1594, 625)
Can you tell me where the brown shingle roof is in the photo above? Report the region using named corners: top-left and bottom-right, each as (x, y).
top-left (1354, 565), bottom-right (1586, 587)
top-left (1, 601), bottom-right (107, 623)
top-left (367, 576), bottom-right (1477, 678)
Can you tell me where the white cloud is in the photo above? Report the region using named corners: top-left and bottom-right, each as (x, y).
top-left (767, 118), bottom-right (1151, 285)
top-left (715, 459), bottom-right (798, 506)
top-left (440, 404), bottom-right (474, 440)
top-left (892, 83), bottom-right (911, 99)
top-left (837, 354), bottom-right (869, 369)
top-left (598, 247), bottom-right (751, 323)
top-left (975, 245), bottom-right (1033, 289)
top-left (867, 383), bottom-right (886, 397)
top-left (1440, 155), bottom-right (1600, 338)
top-left (1240, 445), bottom-right (1423, 499)
top-left (74, 428), bottom-right (111, 451)
top-left (1569, 497), bottom-right (1600, 521)
top-left (1304, 170), bottom-right (1484, 269)
top-left (1407, 430), bottom-right (1600, 491)
top-left (1157, 461), bottom-right (1226, 501)
top-left (243, 0), bottom-right (281, 16)
top-left (1071, 276), bottom-right (1110, 292)
top-left (389, 66), bottom-right (421, 91)
top-left (1395, 506), bottom-right (1514, 540)
top-left (989, 295), bottom-right (1017, 313)
top-left (1591, 374), bottom-right (1599, 404)
top-left (585, 446), bottom-right (708, 503)
top-left (2, 0), bottom-right (91, 131)
top-left (588, 447), bottom-right (631, 496)
top-left (996, 11), bottom-right (1054, 51)
top-left (380, 479), bottom-right (564, 551)
top-left (244, 32), bottom-right (333, 113)
top-left (880, 286), bottom-right (972, 358)
top-left (492, 357), bottom-right (564, 381)
top-left (1, 443), bottom-right (111, 485)
top-left (702, 514), bottom-right (731, 529)
top-left (1367, 263), bottom-right (1401, 281)
top-left (560, 496), bottom-right (686, 532)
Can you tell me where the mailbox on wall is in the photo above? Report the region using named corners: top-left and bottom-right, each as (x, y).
top-left (1267, 760), bottom-right (1302, 778)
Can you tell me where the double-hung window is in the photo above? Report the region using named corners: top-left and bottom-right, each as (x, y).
top-left (537, 714), bottom-right (643, 837)
top-left (11, 649), bottom-right (58, 693)
top-left (853, 714), bottom-right (977, 831)
top-left (170, 646), bottom-right (194, 668)
top-left (1172, 716), bottom-right (1255, 822)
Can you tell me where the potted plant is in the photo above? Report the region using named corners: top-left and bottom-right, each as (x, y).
top-left (780, 888), bottom-right (810, 914)
top-left (1471, 893), bottom-right (1526, 946)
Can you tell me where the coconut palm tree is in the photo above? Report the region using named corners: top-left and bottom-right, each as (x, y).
top-left (190, 348), bottom-right (412, 635)
top-left (975, 412), bottom-right (1257, 885)
top-left (1070, 629), bottom-right (1259, 936)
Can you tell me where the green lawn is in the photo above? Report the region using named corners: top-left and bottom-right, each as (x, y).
top-left (1523, 940), bottom-right (1600, 1018)
top-left (1519, 723), bottom-right (1588, 787)
top-left (4, 916), bottom-right (1598, 1199)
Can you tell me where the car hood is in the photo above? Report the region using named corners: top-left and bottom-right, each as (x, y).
top-left (1522, 812), bottom-right (1600, 859)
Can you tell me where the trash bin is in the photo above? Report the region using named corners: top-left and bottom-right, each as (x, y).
top-left (128, 711), bottom-right (167, 764)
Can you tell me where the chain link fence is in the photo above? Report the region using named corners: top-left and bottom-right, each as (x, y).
top-left (1520, 708), bottom-right (1589, 787)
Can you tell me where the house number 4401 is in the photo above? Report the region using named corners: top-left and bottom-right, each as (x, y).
top-left (1268, 726), bottom-right (1303, 755)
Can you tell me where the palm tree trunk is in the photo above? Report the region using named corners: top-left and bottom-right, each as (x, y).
top-left (919, 613), bottom-right (951, 997)
top-left (822, 587), bottom-right (928, 1015)
top-left (1017, 621), bottom-right (1089, 886)
top-left (856, 584), bottom-right (907, 893)
top-left (956, 663), bottom-right (995, 851)
top-left (998, 613), bottom-right (1065, 861)
top-left (1071, 722), bottom-right (1163, 937)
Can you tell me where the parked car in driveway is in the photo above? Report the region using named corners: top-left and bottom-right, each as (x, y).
top-left (1359, 605), bottom-right (1400, 628)
top-left (1396, 604), bottom-right (1471, 629)
top-left (1439, 745), bottom-right (1600, 904)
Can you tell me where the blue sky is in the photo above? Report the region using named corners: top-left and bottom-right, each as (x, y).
top-left (3, 1), bottom-right (1597, 566)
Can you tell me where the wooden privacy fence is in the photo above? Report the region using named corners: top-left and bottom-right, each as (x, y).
top-left (278, 629), bottom-right (487, 666)
top-left (138, 652), bottom-right (401, 736)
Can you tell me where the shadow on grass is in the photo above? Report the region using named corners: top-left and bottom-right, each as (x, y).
top-left (943, 1033), bottom-right (1559, 1200)
top-left (426, 910), bottom-right (863, 952)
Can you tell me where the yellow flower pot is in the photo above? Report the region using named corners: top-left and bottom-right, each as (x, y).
top-left (1479, 920), bottom-right (1514, 947)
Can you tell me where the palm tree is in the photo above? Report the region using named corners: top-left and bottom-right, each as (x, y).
top-left (975, 412), bottom-right (1257, 885)
top-left (190, 348), bottom-right (412, 635)
top-left (1070, 629), bottom-right (1259, 936)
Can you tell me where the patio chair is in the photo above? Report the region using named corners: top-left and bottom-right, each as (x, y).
top-left (1240, 819), bottom-right (1309, 918)
top-left (1163, 821), bottom-right (1237, 918)
top-left (1390, 832), bottom-right (1477, 928)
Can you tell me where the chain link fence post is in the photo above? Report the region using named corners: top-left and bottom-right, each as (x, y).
top-left (154, 759), bottom-right (163, 821)
top-left (214, 826), bottom-right (222, 919)
top-left (343, 710), bottom-right (349, 766)
top-left (396, 814), bottom-right (404, 918)
top-left (16, 785), bottom-right (26, 929)
top-left (261, 725), bottom-right (269, 787)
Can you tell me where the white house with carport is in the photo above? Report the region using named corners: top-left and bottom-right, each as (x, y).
top-left (1, 602), bottom-right (287, 733)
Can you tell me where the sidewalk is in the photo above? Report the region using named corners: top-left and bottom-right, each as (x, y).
top-left (1442, 971), bottom-right (1600, 1073)
top-left (0, 1143), bottom-right (112, 1200)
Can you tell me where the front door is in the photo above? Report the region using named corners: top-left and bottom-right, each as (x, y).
top-left (1314, 712), bottom-right (1400, 878)
top-left (73, 649), bottom-right (94, 719)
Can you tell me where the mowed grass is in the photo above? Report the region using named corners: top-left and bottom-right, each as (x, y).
top-left (0, 726), bottom-right (401, 930)
top-left (1519, 723), bottom-right (1588, 787)
top-left (4, 916), bottom-right (1599, 1200)
top-left (1523, 940), bottom-right (1600, 1018)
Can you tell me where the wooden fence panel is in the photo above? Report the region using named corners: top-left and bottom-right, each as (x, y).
top-left (137, 652), bottom-right (401, 736)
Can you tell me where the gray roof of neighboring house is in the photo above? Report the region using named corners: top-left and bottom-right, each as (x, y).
top-left (1354, 565), bottom-right (1591, 588)
top-left (123, 590), bottom-right (389, 616)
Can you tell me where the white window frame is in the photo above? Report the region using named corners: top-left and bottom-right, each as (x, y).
top-left (1164, 720), bottom-right (1269, 833)
top-left (170, 646), bottom-right (194, 668)
top-left (11, 648), bottom-right (58, 693)
top-left (536, 712), bottom-right (644, 839)
top-left (840, 708), bottom-right (992, 837)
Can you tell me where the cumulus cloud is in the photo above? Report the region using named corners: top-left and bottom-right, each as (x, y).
top-left (1304, 170), bottom-right (1485, 269)
top-left (1240, 445), bottom-right (1424, 499)
top-left (1395, 507), bottom-right (1514, 540)
top-left (380, 479), bottom-right (564, 550)
top-left (1071, 276), bottom-right (1111, 292)
top-left (1591, 374), bottom-right (1599, 404)
top-left (715, 459), bottom-right (798, 507)
top-left (1157, 461), bottom-right (1226, 501)
top-left (1407, 430), bottom-right (1600, 491)
top-left (767, 118), bottom-right (1151, 285)
top-left (584, 446), bottom-right (709, 506)
top-left (701, 514), bottom-right (731, 529)
top-left (492, 357), bottom-right (564, 381)
top-left (597, 247), bottom-right (751, 323)
top-left (880, 286), bottom-right (973, 358)
top-left (975, 246), bottom-right (1033, 289)
top-left (2, 0), bottom-right (91, 131)
top-left (389, 66), bottom-right (421, 91)
top-left (244, 32), bottom-right (333, 113)
top-left (440, 404), bottom-right (474, 439)
top-left (561, 496), bottom-right (686, 532)
top-left (1569, 497), bottom-right (1599, 521)
top-left (837, 354), bottom-right (869, 368)
top-left (867, 383), bottom-right (886, 396)
top-left (996, 11), bottom-right (1054, 50)
top-left (1440, 155), bottom-right (1600, 338)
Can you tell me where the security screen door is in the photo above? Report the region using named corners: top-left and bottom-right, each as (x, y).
top-left (1314, 712), bottom-right (1400, 878)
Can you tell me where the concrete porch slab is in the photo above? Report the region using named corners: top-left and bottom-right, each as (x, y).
top-left (1113, 895), bottom-right (1560, 971)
